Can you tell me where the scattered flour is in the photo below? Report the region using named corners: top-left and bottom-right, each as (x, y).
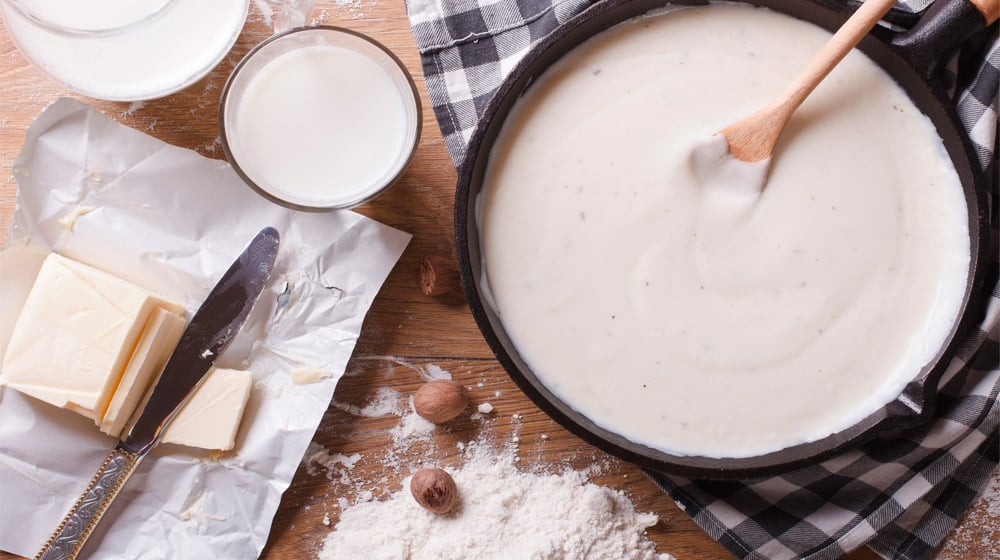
top-left (253, 0), bottom-right (372, 29)
top-left (332, 386), bottom-right (406, 417)
top-left (304, 442), bottom-right (362, 485)
top-left (421, 363), bottom-right (452, 381)
top-left (120, 101), bottom-right (145, 118)
top-left (985, 469), bottom-right (1000, 518)
top-left (307, 360), bottom-right (660, 557)
top-left (269, 0), bottom-right (315, 32)
top-left (195, 136), bottom-right (222, 155)
top-left (939, 466), bottom-right (1000, 559)
top-left (317, 442), bottom-right (673, 560)
top-left (355, 356), bottom-right (454, 382)
top-left (252, 0), bottom-right (275, 27)
top-left (330, 0), bottom-right (371, 20)
top-left (331, 358), bottom-right (456, 440)
top-left (391, 396), bottom-right (436, 442)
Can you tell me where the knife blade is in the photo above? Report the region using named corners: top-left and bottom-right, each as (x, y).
top-left (35, 226), bottom-right (280, 560)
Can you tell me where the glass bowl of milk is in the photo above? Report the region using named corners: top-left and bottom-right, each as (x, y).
top-left (219, 26), bottom-right (423, 211)
top-left (2, 0), bottom-right (249, 101)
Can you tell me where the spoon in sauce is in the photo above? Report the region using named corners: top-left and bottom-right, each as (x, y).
top-left (691, 0), bottom-right (896, 194)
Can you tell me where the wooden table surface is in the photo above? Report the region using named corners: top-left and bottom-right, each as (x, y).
top-left (0, 2), bottom-right (994, 559)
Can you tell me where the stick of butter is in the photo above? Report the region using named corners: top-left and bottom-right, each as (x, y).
top-left (100, 307), bottom-right (187, 438)
top-left (1, 253), bottom-right (255, 451)
top-left (1, 253), bottom-right (184, 419)
top-left (161, 368), bottom-right (254, 451)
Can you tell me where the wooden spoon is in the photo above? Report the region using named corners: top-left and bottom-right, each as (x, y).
top-left (720, 0), bottom-right (897, 163)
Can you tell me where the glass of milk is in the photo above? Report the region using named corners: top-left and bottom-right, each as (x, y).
top-left (219, 27), bottom-right (423, 211)
top-left (2, 0), bottom-right (249, 100)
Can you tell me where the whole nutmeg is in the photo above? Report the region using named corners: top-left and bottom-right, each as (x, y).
top-left (410, 467), bottom-right (459, 514)
top-left (419, 256), bottom-right (460, 296)
top-left (413, 380), bottom-right (467, 424)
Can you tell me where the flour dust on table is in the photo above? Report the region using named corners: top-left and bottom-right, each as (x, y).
top-left (305, 359), bottom-right (673, 559)
top-left (317, 441), bottom-right (674, 560)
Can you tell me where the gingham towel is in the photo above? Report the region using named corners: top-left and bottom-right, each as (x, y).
top-left (403, 0), bottom-right (1000, 558)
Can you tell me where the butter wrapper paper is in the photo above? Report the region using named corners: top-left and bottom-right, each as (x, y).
top-left (0, 98), bottom-right (411, 559)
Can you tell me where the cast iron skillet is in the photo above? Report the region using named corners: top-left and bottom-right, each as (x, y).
top-left (455, 0), bottom-right (995, 479)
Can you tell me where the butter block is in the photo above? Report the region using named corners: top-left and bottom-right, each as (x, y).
top-left (0, 253), bottom-right (184, 418)
top-left (0, 245), bottom-right (48, 355)
top-left (100, 307), bottom-right (186, 438)
top-left (160, 368), bottom-right (253, 451)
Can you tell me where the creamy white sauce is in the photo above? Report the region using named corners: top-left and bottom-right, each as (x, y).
top-left (690, 134), bottom-right (771, 196)
top-left (225, 39), bottom-right (418, 208)
top-left (480, 5), bottom-right (970, 458)
top-left (2, 0), bottom-right (248, 100)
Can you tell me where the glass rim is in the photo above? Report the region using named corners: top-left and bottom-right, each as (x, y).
top-left (2, 0), bottom-right (179, 37)
top-left (218, 25), bottom-right (424, 212)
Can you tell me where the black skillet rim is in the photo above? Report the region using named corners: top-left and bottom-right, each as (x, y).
top-left (454, 0), bottom-right (991, 479)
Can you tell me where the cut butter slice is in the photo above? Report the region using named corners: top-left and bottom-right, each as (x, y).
top-left (161, 368), bottom-right (253, 451)
top-left (0, 253), bottom-right (184, 418)
top-left (100, 307), bottom-right (186, 438)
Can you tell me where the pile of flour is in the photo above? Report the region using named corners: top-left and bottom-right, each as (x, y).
top-left (317, 441), bottom-right (673, 560)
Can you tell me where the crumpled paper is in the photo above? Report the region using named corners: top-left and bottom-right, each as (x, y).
top-left (0, 97), bottom-right (411, 559)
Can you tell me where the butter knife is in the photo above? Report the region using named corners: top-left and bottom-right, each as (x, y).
top-left (35, 227), bottom-right (280, 560)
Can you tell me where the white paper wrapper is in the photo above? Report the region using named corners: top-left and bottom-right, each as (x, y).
top-left (0, 98), bottom-right (411, 559)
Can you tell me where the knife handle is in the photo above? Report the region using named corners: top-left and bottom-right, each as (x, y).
top-left (35, 447), bottom-right (142, 560)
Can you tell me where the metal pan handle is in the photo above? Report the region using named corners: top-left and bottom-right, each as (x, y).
top-left (890, 0), bottom-right (998, 80)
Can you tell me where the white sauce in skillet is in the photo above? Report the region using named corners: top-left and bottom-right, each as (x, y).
top-left (479, 5), bottom-right (970, 458)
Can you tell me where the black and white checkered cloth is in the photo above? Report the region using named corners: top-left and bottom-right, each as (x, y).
top-left (405, 0), bottom-right (1000, 558)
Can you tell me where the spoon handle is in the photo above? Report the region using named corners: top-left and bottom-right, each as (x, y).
top-left (722, 0), bottom-right (896, 162)
top-left (776, 0), bottom-right (896, 115)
